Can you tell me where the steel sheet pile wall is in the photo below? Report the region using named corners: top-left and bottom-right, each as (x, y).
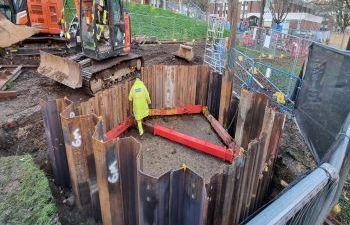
top-left (247, 115), bottom-right (350, 225)
top-left (206, 89), bottom-right (285, 225)
top-left (92, 132), bottom-right (208, 225)
top-left (80, 82), bottom-right (132, 132)
top-left (141, 65), bottom-right (210, 108)
top-left (41, 65), bottom-right (286, 224)
top-left (60, 105), bottom-right (101, 219)
top-left (40, 98), bottom-right (72, 187)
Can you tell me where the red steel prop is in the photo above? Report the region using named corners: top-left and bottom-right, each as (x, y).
top-left (103, 105), bottom-right (237, 163)
top-left (105, 116), bottom-right (134, 141)
top-left (149, 105), bottom-right (203, 116)
top-left (153, 123), bottom-right (234, 163)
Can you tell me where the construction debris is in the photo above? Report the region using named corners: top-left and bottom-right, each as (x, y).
top-left (0, 91), bottom-right (17, 101)
top-left (175, 44), bottom-right (194, 61)
top-left (0, 12), bottom-right (39, 48)
top-left (0, 65), bottom-right (23, 90)
top-left (133, 35), bottom-right (159, 45)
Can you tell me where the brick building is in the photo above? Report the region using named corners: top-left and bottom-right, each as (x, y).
top-left (208, 0), bottom-right (327, 32)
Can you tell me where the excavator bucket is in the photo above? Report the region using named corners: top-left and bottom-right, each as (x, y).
top-left (38, 51), bottom-right (83, 89)
top-left (0, 12), bottom-right (39, 48)
top-left (174, 44), bottom-right (194, 62)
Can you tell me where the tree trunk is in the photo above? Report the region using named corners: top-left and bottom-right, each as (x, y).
top-left (259, 0), bottom-right (266, 28)
top-left (186, 0), bottom-right (189, 16)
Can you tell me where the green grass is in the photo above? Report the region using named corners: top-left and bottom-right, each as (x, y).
top-left (63, 0), bottom-right (77, 26)
top-left (339, 174), bottom-right (350, 224)
top-left (0, 155), bottom-right (58, 225)
top-left (125, 3), bottom-right (207, 41)
top-left (64, 2), bottom-right (207, 41)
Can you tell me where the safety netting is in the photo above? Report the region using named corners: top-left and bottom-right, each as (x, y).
top-left (295, 43), bottom-right (350, 163)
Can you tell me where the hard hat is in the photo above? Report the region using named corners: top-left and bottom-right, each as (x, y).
top-left (96, 0), bottom-right (104, 7)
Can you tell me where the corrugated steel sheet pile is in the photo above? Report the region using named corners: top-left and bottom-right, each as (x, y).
top-left (41, 65), bottom-right (285, 224)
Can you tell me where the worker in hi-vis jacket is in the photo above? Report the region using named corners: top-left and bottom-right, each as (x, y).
top-left (128, 75), bottom-right (151, 135)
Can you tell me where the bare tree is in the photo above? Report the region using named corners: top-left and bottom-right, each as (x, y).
top-left (191, 0), bottom-right (210, 12)
top-left (268, 0), bottom-right (291, 25)
top-left (259, 0), bottom-right (266, 27)
top-left (334, 0), bottom-right (350, 31)
top-left (311, 0), bottom-right (350, 32)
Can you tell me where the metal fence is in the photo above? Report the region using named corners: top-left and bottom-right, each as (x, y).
top-left (204, 16), bottom-right (226, 74)
top-left (165, 0), bottom-right (207, 21)
top-left (230, 48), bottom-right (302, 109)
top-left (236, 26), bottom-right (313, 77)
top-left (246, 114), bottom-right (350, 225)
top-left (129, 12), bottom-right (207, 41)
top-left (204, 18), bottom-right (306, 110)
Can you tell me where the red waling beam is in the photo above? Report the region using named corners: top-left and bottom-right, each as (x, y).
top-left (105, 116), bottom-right (134, 142)
top-left (153, 123), bottom-right (233, 163)
top-left (149, 105), bottom-right (203, 116)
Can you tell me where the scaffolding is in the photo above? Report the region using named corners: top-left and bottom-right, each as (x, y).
top-left (204, 16), bottom-right (225, 74)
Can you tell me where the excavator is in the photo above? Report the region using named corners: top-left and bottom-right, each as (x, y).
top-left (0, 0), bottom-right (67, 54)
top-left (37, 0), bottom-right (143, 94)
top-left (0, 0), bottom-right (142, 94)
top-left (0, 0), bottom-right (63, 34)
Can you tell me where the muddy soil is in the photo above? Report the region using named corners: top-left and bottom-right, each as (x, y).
top-left (132, 40), bottom-right (205, 66)
top-left (125, 115), bottom-right (229, 183)
top-left (272, 115), bottom-right (317, 196)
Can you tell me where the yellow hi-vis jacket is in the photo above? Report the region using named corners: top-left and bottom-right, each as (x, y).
top-left (128, 78), bottom-right (151, 120)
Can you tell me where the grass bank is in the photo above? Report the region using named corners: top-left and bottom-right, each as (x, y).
top-left (126, 3), bottom-right (207, 41)
top-left (64, 2), bottom-right (207, 41)
top-left (0, 155), bottom-right (57, 225)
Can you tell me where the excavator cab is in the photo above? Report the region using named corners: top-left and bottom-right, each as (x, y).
top-left (80, 0), bottom-right (130, 60)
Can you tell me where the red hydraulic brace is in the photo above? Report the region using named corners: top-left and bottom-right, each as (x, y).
top-left (149, 105), bottom-right (203, 116)
top-left (202, 107), bottom-right (238, 155)
top-left (153, 123), bottom-right (234, 163)
top-left (105, 116), bottom-right (134, 142)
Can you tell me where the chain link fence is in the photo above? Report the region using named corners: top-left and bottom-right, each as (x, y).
top-left (204, 18), bottom-right (304, 110)
top-left (129, 12), bottom-right (207, 41)
top-left (165, 0), bottom-right (207, 21)
top-left (236, 26), bottom-right (313, 77)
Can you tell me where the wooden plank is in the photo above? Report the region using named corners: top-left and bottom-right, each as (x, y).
top-left (0, 91), bottom-right (16, 100)
top-left (0, 65), bottom-right (22, 91)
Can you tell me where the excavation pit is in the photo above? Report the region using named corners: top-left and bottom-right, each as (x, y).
top-left (41, 65), bottom-right (286, 225)
top-left (125, 114), bottom-right (229, 182)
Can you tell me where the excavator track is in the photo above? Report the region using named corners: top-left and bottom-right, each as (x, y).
top-left (38, 51), bottom-right (143, 95)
